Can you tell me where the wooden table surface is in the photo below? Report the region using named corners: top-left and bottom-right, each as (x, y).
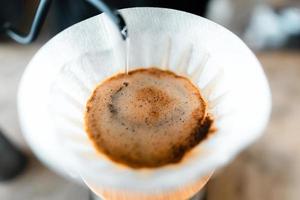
top-left (0, 44), bottom-right (299, 200)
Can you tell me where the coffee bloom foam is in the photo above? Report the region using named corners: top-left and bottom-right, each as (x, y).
top-left (19, 7), bottom-right (271, 200)
top-left (84, 68), bottom-right (214, 169)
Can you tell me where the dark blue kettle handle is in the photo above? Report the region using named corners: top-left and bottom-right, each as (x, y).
top-left (2, 0), bottom-right (127, 44)
top-left (3, 0), bottom-right (51, 44)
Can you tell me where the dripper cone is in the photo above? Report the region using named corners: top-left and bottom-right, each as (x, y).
top-left (18, 7), bottom-right (271, 200)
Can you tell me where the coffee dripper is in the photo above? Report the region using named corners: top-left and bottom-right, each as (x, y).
top-left (17, 6), bottom-right (271, 200)
top-left (1, 1), bottom-right (271, 199)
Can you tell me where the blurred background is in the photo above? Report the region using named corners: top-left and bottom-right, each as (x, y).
top-left (0, 0), bottom-right (300, 199)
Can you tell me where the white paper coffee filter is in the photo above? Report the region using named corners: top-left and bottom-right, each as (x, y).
top-left (18, 7), bottom-right (271, 198)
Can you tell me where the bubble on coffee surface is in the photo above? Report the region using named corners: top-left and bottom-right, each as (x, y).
top-left (84, 68), bottom-right (213, 168)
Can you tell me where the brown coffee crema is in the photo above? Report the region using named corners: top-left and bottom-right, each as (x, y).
top-left (84, 67), bottom-right (214, 168)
